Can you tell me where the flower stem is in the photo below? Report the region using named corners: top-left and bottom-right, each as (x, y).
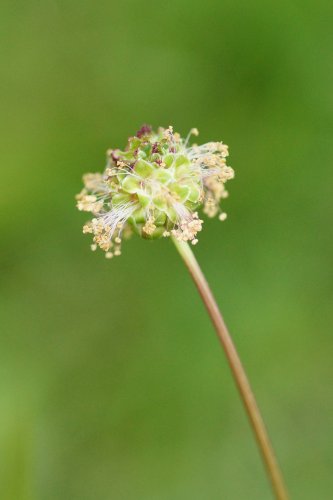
top-left (172, 238), bottom-right (289, 500)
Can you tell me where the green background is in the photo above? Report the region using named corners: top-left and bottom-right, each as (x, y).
top-left (1, 1), bottom-right (332, 498)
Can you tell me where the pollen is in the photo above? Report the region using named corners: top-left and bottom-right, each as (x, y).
top-left (143, 218), bottom-right (156, 236)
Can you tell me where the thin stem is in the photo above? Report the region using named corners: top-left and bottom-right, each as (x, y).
top-left (172, 238), bottom-right (289, 500)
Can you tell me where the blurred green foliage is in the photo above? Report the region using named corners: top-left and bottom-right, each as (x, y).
top-left (1, 0), bottom-right (332, 498)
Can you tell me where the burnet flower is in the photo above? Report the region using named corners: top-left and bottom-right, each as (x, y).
top-left (76, 125), bottom-right (234, 258)
top-left (75, 125), bottom-right (289, 498)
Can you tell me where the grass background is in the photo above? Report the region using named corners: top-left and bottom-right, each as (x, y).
top-left (1, 0), bottom-right (332, 498)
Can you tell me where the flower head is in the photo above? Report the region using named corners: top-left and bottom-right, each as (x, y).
top-left (76, 125), bottom-right (234, 258)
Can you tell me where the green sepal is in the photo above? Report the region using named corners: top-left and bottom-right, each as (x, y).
top-left (174, 164), bottom-right (191, 179)
top-left (175, 155), bottom-right (190, 167)
top-left (188, 183), bottom-right (201, 203)
top-left (112, 193), bottom-right (131, 206)
top-left (153, 169), bottom-right (173, 184)
top-left (116, 150), bottom-right (135, 162)
top-left (163, 154), bottom-right (174, 167)
top-left (153, 195), bottom-right (167, 211)
top-left (121, 175), bottom-right (140, 193)
top-left (170, 184), bottom-right (190, 202)
top-left (131, 207), bottom-right (146, 223)
top-left (137, 191), bottom-right (151, 208)
top-left (154, 210), bottom-right (167, 226)
top-left (134, 159), bottom-right (154, 178)
top-left (127, 137), bottom-right (141, 150)
top-left (165, 204), bottom-right (178, 223)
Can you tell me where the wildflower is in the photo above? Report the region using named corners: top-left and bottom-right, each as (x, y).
top-left (76, 125), bottom-right (234, 257)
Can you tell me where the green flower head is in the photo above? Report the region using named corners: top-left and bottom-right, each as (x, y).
top-left (76, 125), bottom-right (234, 258)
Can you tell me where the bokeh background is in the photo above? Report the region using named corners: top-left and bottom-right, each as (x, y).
top-left (1, 1), bottom-right (332, 498)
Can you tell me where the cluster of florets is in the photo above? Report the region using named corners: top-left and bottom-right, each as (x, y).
top-left (76, 125), bottom-right (234, 258)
